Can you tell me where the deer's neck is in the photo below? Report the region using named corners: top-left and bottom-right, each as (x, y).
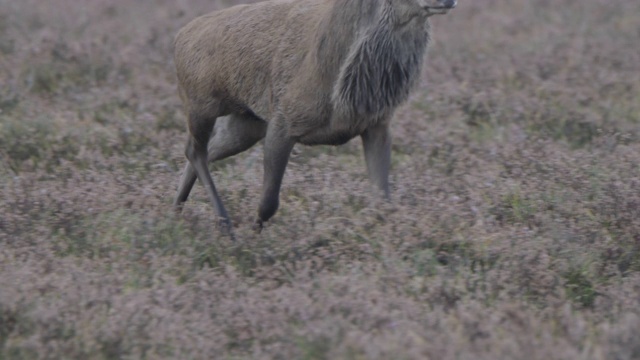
top-left (332, 2), bottom-right (431, 116)
top-left (314, 0), bottom-right (381, 76)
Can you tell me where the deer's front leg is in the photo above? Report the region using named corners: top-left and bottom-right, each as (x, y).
top-left (361, 123), bottom-right (391, 199)
top-left (255, 124), bottom-right (296, 232)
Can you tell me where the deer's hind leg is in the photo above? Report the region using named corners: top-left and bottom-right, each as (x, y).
top-left (174, 113), bottom-right (267, 219)
top-left (178, 104), bottom-right (234, 232)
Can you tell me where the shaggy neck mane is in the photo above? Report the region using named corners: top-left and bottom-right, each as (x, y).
top-left (328, 1), bottom-right (431, 116)
top-left (314, 0), bottom-right (380, 78)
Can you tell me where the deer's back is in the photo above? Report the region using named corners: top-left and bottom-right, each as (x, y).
top-left (174, 0), bottom-right (333, 121)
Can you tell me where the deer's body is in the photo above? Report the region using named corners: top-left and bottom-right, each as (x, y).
top-left (173, 0), bottom-right (456, 232)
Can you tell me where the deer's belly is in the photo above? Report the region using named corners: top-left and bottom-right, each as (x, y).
top-left (297, 111), bottom-right (378, 145)
top-left (298, 128), bottom-right (359, 146)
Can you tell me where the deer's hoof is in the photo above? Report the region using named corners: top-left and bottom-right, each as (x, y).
top-left (172, 204), bottom-right (184, 216)
top-left (218, 217), bottom-right (234, 236)
top-left (252, 219), bottom-right (264, 234)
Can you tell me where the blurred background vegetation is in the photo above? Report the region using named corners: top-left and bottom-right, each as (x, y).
top-left (1, 0), bottom-right (639, 358)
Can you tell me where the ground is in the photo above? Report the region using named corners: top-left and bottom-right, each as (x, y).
top-left (1, 0), bottom-right (639, 359)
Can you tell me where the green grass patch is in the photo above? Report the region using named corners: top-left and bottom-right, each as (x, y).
top-left (0, 115), bottom-right (79, 173)
top-left (490, 190), bottom-right (537, 226)
top-left (564, 267), bottom-right (597, 308)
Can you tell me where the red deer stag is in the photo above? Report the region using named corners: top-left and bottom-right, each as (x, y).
top-left (173, 0), bottom-right (457, 232)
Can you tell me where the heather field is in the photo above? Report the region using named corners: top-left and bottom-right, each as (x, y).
top-left (1, 0), bottom-right (639, 358)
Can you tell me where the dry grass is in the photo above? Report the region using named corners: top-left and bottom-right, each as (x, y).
top-left (1, 0), bottom-right (640, 359)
